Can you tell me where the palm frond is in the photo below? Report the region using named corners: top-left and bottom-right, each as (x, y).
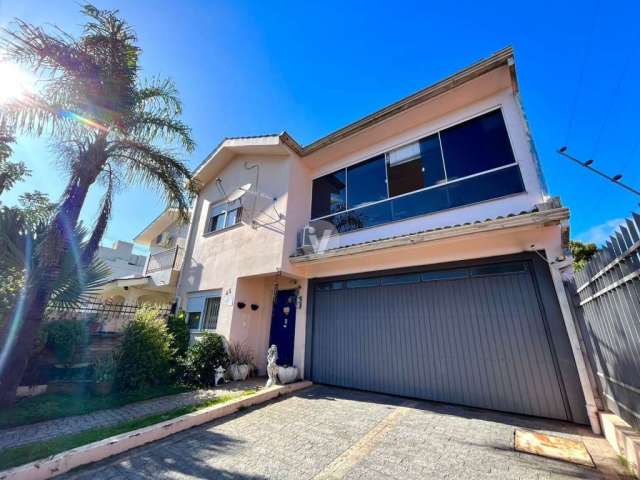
top-left (128, 112), bottom-right (195, 152)
top-left (135, 77), bottom-right (183, 115)
top-left (110, 140), bottom-right (192, 222)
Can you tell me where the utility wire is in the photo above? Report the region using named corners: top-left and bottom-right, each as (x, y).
top-left (591, 31), bottom-right (640, 156)
top-left (564, 0), bottom-right (600, 146)
top-left (557, 147), bottom-right (640, 197)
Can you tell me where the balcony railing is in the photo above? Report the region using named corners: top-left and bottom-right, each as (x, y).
top-left (145, 246), bottom-right (183, 274)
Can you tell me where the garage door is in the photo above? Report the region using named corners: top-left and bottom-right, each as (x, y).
top-left (309, 258), bottom-right (585, 421)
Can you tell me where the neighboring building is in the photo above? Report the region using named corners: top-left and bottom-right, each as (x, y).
top-left (176, 47), bottom-right (597, 430)
top-left (98, 209), bottom-right (188, 305)
top-left (96, 241), bottom-right (146, 281)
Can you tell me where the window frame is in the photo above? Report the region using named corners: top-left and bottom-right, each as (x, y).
top-left (205, 199), bottom-right (243, 235)
top-left (185, 291), bottom-right (222, 332)
top-left (309, 106), bottom-right (522, 223)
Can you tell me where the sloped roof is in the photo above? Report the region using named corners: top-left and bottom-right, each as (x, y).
top-left (192, 47), bottom-right (516, 179)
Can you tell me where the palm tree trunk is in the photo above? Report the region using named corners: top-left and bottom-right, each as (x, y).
top-left (0, 171), bottom-right (97, 406)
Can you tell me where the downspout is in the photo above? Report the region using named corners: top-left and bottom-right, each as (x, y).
top-left (548, 263), bottom-right (601, 434)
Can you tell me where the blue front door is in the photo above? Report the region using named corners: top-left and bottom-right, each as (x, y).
top-left (269, 290), bottom-right (297, 366)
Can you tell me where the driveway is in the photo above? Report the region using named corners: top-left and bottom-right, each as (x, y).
top-left (62, 385), bottom-right (619, 479)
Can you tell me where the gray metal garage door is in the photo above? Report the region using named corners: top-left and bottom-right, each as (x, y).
top-left (309, 258), bottom-right (586, 422)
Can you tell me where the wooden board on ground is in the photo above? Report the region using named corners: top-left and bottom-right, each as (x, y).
top-left (514, 429), bottom-right (595, 468)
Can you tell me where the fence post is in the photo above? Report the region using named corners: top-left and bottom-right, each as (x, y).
top-left (548, 265), bottom-right (602, 434)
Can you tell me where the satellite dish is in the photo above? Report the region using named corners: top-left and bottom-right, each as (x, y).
top-left (227, 183), bottom-right (252, 202)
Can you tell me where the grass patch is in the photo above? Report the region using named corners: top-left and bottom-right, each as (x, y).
top-left (0, 392), bottom-right (251, 471)
top-left (0, 384), bottom-right (192, 429)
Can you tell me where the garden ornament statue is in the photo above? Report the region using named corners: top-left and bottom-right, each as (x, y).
top-left (266, 344), bottom-right (278, 388)
top-left (215, 366), bottom-right (226, 386)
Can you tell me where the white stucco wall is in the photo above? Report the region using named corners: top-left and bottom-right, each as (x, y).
top-left (177, 151), bottom-right (296, 339)
top-left (96, 241), bottom-right (146, 280)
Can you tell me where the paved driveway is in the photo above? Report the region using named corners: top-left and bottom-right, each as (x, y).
top-left (63, 385), bottom-right (616, 479)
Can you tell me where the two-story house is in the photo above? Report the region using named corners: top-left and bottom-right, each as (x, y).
top-left (98, 209), bottom-right (187, 305)
top-left (176, 47), bottom-right (597, 430)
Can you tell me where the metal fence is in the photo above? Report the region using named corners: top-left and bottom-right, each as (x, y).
top-left (569, 212), bottom-right (640, 429)
top-left (46, 299), bottom-right (173, 333)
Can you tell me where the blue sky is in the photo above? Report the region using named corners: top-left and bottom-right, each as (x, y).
top-left (1, 0), bottom-right (639, 253)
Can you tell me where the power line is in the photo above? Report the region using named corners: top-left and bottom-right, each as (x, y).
top-left (564, 0), bottom-right (601, 146)
top-left (591, 31), bottom-right (640, 156)
top-left (557, 147), bottom-right (640, 197)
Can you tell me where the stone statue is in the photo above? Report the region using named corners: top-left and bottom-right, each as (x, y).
top-left (266, 344), bottom-right (279, 388)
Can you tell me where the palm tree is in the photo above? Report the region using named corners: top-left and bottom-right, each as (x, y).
top-left (0, 5), bottom-right (196, 404)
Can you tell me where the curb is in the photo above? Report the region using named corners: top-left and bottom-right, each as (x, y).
top-left (0, 380), bottom-right (313, 480)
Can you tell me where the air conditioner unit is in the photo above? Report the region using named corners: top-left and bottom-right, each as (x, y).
top-left (297, 225), bottom-right (315, 254)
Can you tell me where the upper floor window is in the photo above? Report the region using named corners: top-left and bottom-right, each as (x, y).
top-left (206, 199), bottom-right (242, 234)
top-left (311, 169), bottom-right (346, 218)
top-left (309, 108), bottom-right (524, 233)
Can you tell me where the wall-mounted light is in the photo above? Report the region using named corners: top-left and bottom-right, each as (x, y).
top-left (237, 302), bottom-right (246, 309)
top-left (296, 295), bottom-right (303, 309)
top-left (250, 304), bottom-right (259, 311)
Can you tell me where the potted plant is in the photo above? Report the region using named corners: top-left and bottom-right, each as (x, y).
top-left (277, 365), bottom-right (298, 384)
top-left (92, 352), bottom-right (118, 395)
top-left (228, 341), bottom-right (254, 381)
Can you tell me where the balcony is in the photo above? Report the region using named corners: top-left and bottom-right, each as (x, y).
top-left (145, 246), bottom-right (183, 275)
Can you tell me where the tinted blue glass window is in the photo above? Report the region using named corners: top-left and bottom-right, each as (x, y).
top-left (440, 109), bottom-right (516, 180)
top-left (470, 262), bottom-right (526, 277)
top-left (380, 274), bottom-right (421, 285)
top-left (447, 165), bottom-right (524, 208)
top-left (346, 278), bottom-right (380, 288)
top-left (317, 281), bottom-right (344, 291)
top-left (386, 135), bottom-right (445, 198)
top-left (421, 269), bottom-right (469, 282)
top-left (347, 155), bottom-right (387, 209)
top-left (421, 134), bottom-right (446, 187)
top-left (311, 170), bottom-right (346, 218)
top-left (390, 185), bottom-right (449, 221)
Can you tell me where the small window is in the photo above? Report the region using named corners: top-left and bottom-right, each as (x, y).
top-left (421, 269), bottom-right (469, 282)
top-left (311, 170), bottom-right (346, 218)
top-left (469, 262), bottom-right (526, 277)
top-left (317, 281), bottom-right (344, 291)
top-left (186, 311), bottom-right (201, 330)
top-left (346, 278), bottom-right (380, 289)
top-left (202, 297), bottom-right (221, 330)
top-left (380, 273), bottom-right (421, 286)
top-left (186, 293), bottom-right (221, 331)
top-left (206, 200), bottom-right (242, 234)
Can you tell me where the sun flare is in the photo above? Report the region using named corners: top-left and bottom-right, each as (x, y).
top-left (0, 62), bottom-right (34, 103)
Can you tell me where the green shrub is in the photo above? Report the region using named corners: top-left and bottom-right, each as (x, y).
top-left (183, 333), bottom-right (229, 387)
top-left (114, 305), bottom-right (174, 391)
top-left (93, 352), bottom-right (118, 383)
top-left (42, 319), bottom-right (88, 365)
top-left (167, 311), bottom-right (189, 358)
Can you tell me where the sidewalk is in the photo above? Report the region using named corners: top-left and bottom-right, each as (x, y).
top-left (0, 378), bottom-right (264, 451)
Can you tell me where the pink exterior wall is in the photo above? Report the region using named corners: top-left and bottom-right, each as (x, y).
top-left (177, 62), bottom-right (562, 378)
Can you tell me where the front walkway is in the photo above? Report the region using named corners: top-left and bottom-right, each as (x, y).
top-left (61, 385), bottom-right (629, 479)
top-left (0, 378), bottom-right (264, 451)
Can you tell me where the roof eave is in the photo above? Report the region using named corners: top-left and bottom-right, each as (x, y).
top-left (290, 207), bottom-right (568, 264)
top-left (299, 46), bottom-right (516, 156)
